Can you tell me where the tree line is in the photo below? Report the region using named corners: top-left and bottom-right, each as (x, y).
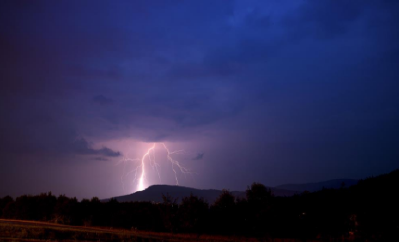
top-left (0, 170), bottom-right (398, 241)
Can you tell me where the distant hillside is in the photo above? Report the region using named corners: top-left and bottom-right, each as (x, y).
top-left (275, 179), bottom-right (358, 192)
top-left (104, 179), bottom-right (360, 203)
top-left (105, 185), bottom-right (235, 204)
top-left (104, 185), bottom-right (298, 203)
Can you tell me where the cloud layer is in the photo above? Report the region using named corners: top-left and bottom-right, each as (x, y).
top-left (0, 0), bottom-right (397, 198)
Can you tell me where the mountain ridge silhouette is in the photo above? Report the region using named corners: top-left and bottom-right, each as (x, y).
top-left (103, 178), bottom-right (358, 203)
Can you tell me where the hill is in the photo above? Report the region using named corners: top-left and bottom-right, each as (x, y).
top-left (104, 179), bottom-right (360, 203)
top-left (104, 185), bottom-right (298, 203)
top-left (275, 178), bottom-right (358, 192)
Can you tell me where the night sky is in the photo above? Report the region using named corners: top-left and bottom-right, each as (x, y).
top-left (0, 0), bottom-right (398, 199)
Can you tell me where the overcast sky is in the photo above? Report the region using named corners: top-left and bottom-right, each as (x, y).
top-left (0, 0), bottom-right (398, 199)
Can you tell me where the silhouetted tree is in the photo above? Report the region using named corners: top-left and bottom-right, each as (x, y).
top-left (160, 193), bottom-right (179, 232)
top-left (210, 190), bottom-right (236, 235)
top-left (178, 194), bottom-right (208, 234)
top-left (0, 196), bottom-right (13, 217)
top-left (245, 183), bottom-right (274, 237)
top-left (53, 195), bottom-right (78, 224)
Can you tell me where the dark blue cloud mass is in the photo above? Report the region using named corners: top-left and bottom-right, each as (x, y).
top-left (193, 153), bottom-right (205, 161)
top-left (0, 0), bottom-right (397, 199)
top-left (93, 95), bottom-right (114, 106)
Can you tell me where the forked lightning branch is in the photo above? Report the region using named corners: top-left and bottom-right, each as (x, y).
top-left (119, 143), bottom-right (192, 192)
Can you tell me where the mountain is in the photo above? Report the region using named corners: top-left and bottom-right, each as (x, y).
top-left (104, 185), bottom-right (298, 203)
top-left (105, 185), bottom-right (237, 204)
top-left (104, 179), bottom-right (359, 203)
top-left (275, 179), bottom-right (358, 192)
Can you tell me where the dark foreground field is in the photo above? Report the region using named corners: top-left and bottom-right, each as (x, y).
top-left (0, 170), bottom-right (397, 241)
top-left (0, 219), bottom-right (311, 242)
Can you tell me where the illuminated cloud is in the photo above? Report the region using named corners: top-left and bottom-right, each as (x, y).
top-left (73, 138), bottom-right (121, 157)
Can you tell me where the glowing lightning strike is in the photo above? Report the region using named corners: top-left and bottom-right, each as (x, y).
top-left (137, 143), bottom-right (156, 191)
top-left (162, 143), bottom-right (191, 185)
top-left (121, 143), bottom-right (192, 192)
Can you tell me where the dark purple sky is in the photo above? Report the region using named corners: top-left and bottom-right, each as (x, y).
top-left (0, 0), bottom-right (398, 199)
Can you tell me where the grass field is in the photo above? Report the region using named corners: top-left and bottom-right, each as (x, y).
top-left (0, 219), bottom-right (272, 242)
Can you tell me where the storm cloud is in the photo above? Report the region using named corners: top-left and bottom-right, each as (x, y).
top-left (72, 138), bottom-right (121, 157)
top-left (0, 0), bottom-right (397, 199)
top-left (93, 95), bottom-right (114, 106)
top-left (192, 153), bottom-right (204, 161)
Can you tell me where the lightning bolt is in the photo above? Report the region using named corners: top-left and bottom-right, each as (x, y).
top-left (162, 143), bottom-right (191, 186)
top-left (120, 143), bottom-right (192, 192)
top-left (137, 143), bottom-right (155, 191)
top-left (116, 157), bottom-right (139, 193)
